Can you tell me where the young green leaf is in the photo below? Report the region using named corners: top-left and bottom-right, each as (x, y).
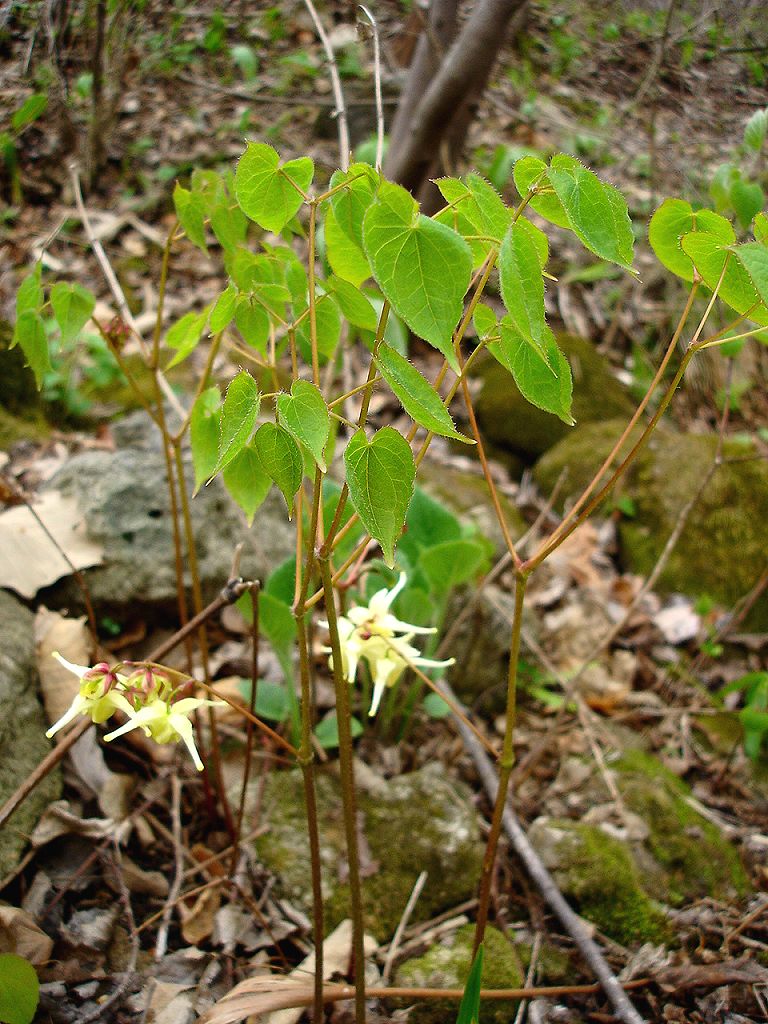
top-left (648, 199), bottom-right (734, 282)
top-left (547, 154), bottom-right (634, 269)
top-left (731, 242), bottom-right (768, 308)
top-left (223, 444), bottom-right (272, 524)
top-left (490, 317), bottom-right (574, 424)
top-left (190, 386), bottom-right (221, 492)
top-left (455, 944), bottom-right (483, 1024)
top-left (210, 283), bottom-right (238, 332)
top-left (375, 342), bottom-right (471, 443)
top-left (314, 712), bottom-right (364, 749)
top-left (680, 232), bottom-right (768, 325)
top-left (329, 162), bottom-right (378, 248)
top-left (235, 295), bottom-right (270, 351)
top-left (744, 108), bottom-right (768, 152)
top-left (363, 180), bottom-right (472, 370)
top-left (499, 220), bottom-right (548, 346)
top-left (754, 212), bottom-right (768, 245)
top-left (513, 155), bottom-right (571, 228)
top-left (215, 370), bottom-right (261, 476)
top-left (241, 679), bottom-right (289, 722)
top-left (344, 426), bottom-right (416, 567)
top-left (730, 177), bottom-right (764, 230)
top-left (295, 293), bottom-right (341, 364)
top-left (0, 952), bottom-right (39, 1024)
top-left (12, 93), bottom-right (47, 131)
top-left (173, 183), bottom-right (207, 251)
top-left (277, 379), bottom-right (331, 471)
top-left (466, 172), bottom-right (512, 239)
top-left (254, 422), bottom-right (303, 516)
top-left (235, 142), bottom-right (313, 233)
top-left (165, 307), bottom-right (210, 369)
top-left (473, 302), bottom-right (497, 340)
top-left (12, 311), bottom-right (51, 388)
top-left (15, 263), bottom-right (43, 318)
top-left (210, 200), bottom-right (247, 252)
top-left (419, 538), bottom-right (488, 594)
top-left (327, 275), bottom-right (378, 330)
top-left (50, 282), bottom-right (95, 344)
top-left (325, 206), bottom-right (371, 286)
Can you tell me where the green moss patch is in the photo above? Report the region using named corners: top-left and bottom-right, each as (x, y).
top-left (395, 924), bottom-right (523, 1024)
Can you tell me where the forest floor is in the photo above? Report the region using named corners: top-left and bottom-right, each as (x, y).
top-left (1, 2), bottom-right (768, 1022)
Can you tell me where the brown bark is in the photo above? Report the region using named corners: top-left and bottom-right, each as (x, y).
top-left (385, 0), bottom-right (528, 208)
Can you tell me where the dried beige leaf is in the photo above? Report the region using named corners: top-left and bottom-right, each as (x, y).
top-left (0, 491), bottom-right (103, 598)
top-left (0, 906), bottom-right (53, 964)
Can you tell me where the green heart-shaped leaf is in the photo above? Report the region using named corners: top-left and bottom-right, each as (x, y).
top-left (254, 421), bottom-right (303, 516)
top-left (344, 426), bottom-right (415, 567)
top-left (277, 380), bottom-right (331, 472)
top-left (363, 180), bottom-right (472, 370)
top-left (235, 142), bottom-right (313, 233)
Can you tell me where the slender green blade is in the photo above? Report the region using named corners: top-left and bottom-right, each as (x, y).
top-left (344, 426), bottom-right (416, 567)
top-left (375, 342), bottom-right (471, 442)
top-left (455, 944), bottom-right (483, 1024)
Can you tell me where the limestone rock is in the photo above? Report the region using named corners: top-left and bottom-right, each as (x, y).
top-left (474, 335), bottom-right (633, 464)
top-left (395, 923), bottom-right (523, 1024)
top-left (252, 764), bottom-right (484, 941)
top-left (535, 424), bottom-right (768, 629)
top-left (43, 412), bottom-right (294, 612)
top-left (0, 591), bottom-right (61, 879)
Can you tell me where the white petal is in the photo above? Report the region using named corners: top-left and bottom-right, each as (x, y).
top-left (382, 614), bottom-right (435, 635)
top-left (369, 679), bottom-right (387, 717)
top-left (172, 716), bottom-right (204, 771)
top-left (45, 695), bottom-right (87, 738)
top-left (52, 651), bottom-right (89, 679)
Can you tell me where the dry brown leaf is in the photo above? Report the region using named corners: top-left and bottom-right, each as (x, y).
top-left (199, 979), bottom-right (351, 1024)
top-left (0, 491), bottom-right (103, 598)
top-left (179, 884), bottom-right (222, 945)
top-left (0, 906), bottom-right (54, 964)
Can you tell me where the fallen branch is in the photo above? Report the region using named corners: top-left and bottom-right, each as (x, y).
top-left (438, 678), bottom-right (647, 1024)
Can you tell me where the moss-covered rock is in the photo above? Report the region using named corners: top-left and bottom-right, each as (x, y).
top-left (530, 749), bottom-right (749, 946)
top-left (614, 749), bottom-right (749, 905)
top-left (252, 764), bottom-right (484, 941)
top-left (394, 923), bottom-right (523, 1024)
top-left (529, 818), bottom-right (670, 946)
top-left (0, 592), bottom-right (61, 877)
top-left (474, 335), bottom-right (634, 464)
top-left (534, 424), bottom-right (768, 629)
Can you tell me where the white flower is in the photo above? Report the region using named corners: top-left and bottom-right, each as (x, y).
top-left (45, 653), bottom-right (133, 738)
top-left (323, 574), bottom-right (454, 716)
top-left (103, 696), bottom-right (223, 771)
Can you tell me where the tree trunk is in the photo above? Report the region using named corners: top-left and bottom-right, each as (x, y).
top-left (385, 0), bottom-right (528, 209)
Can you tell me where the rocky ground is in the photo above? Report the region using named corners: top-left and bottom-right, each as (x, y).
top-left (1, 2), bottom-right (768, 1022)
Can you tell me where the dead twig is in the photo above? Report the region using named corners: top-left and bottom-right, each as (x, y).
top-left (302, 0), bottom-right (350, 171)
top-left (438, 677), bottom-right (648, 1024)
top-left (382, 870), bottom-right (428, 983)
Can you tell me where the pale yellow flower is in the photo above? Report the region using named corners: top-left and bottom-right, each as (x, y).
top-left (103, 696), bottom-right (223, 771)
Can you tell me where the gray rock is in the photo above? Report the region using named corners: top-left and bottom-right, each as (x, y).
top-left (0, 591), bottom-right (61, 878)
top-left (44, 413), bottom-right (294, 611)
top-left (251, 763), bottom-right (485, 941)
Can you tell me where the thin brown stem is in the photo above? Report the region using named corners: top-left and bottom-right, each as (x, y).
top-left (319, 555), bottom-right (366, 1024)
top-left (474, 572), bottom-right (527, 952)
